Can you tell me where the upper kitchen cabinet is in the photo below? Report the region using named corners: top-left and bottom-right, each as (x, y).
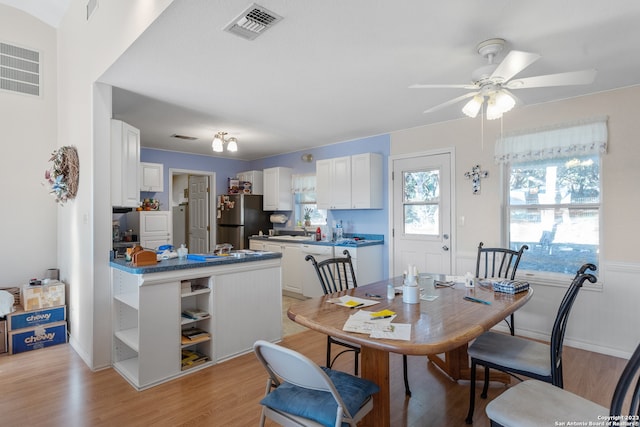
top-left (351, 153), bottom-right (383, 209)
top-left (316, 156), bottom-right (352, 210)
top-left (111, 119), bottom-right (140, 208)
top-left (263, 167), bottom-right (292, 211)
top-left (140, 162), bottom-right (164, 192)
top-left (236, 170), bottom-right (263, 195)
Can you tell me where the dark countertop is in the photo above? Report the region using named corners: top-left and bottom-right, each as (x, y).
top-left (110, 251), bottom-right (282, 274)
top-left (250, 233), bottom-right (384, 248)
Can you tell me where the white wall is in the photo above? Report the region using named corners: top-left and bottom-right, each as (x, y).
top-left (391, 87), bottom-right (640, 358)
top-left (0, 6), bottom-right (58, 284)
top-left (54, 0), bottom-right (174, 369)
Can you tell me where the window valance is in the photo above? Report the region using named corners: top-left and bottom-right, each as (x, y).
top-left (494, 117), bottom-right (608, 164)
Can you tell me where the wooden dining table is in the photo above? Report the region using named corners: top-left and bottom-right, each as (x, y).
top-left (287, 275), bottom-right (533, 427)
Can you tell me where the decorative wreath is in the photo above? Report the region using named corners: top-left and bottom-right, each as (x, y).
top-left (44, 146), bottom-right (79, 204)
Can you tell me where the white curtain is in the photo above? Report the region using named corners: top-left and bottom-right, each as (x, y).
top-left (495, 116), bottom-right (608, 164)
top-left (292, 173), bottom-right (316, 194)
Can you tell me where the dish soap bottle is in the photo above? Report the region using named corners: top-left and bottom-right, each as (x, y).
top-left (315, 227), bottom-right (322, 241)
top-left (177, 244), bottom-right (188, 259)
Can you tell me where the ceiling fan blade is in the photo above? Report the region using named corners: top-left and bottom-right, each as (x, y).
top-left (504, 69), bottom-right (597, 89)
top-left (423, 91), bottom-right (479, 114)
top-left (491, 50), bottom-right (541, 83)
top-left (409, 83), bottom-right (477, 90)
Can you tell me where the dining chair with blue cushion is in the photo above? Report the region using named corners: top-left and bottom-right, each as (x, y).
top-left (253, 339), bottom-right (379, 427)
top-left (485, 338), bottom-right (640, 426)
top-left (465, 263), bottom-right (597, 424)
top-left (306, 250), bottom-right (412, 396)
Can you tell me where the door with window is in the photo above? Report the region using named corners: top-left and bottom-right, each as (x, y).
top-left (392, 153), bottom-right (452, 276)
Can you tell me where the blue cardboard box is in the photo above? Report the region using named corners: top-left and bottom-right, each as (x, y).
top-left (7, 306), bottom-right (66, 331)
top-left (9, 321), bottom-right (67, 354)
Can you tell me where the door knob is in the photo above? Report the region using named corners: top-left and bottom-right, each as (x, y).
top-left (443, 234), bottom-right (449, 240)
top-left (442, 245), bottom-right (449, 251)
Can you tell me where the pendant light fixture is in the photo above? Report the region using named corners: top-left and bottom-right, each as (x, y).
top-left (211, 132), bottom-right (238, 153)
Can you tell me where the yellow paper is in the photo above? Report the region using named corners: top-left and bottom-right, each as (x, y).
top-left (371, 309), bottom-right (396, 317)
top-left (344, 300), bottom-right (361, 307)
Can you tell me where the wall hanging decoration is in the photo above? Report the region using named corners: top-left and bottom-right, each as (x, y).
top-left (464, 164), bottom-right (488, 195)
top-left (44, 146), bottom-right (79, 204)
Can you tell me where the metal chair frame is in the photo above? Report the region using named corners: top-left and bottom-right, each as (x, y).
top-left (475, 242), bottom-right (529, 335)
top-left (466, 264), bottom-right (598, 424)
top-left (488, 334), bottom-right (640, 426)
top-left (305, 249), bottom-right (412, 396)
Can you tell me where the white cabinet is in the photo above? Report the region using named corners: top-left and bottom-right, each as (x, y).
top-left (263, 167), bottom-right (292, 211)
top-left (111, 119), bottom-right (140, 207)
top-left (249, 240), bottom-right (266, 251)
top-left (254, 240), bottom-right (303, 295)
top-left (140, 162), bottom-right (164, 192)
top-left (341, 245), bottom-right (384, 286)
top-left (112, 269), bottom-right (181, 389)
top-left (317, 153), bottom-right (383, 210)
top-left (111, 258), bottom-right (281, 390)
top-left (351, 153), bottom-right (383, 209)
top-left (126, 211), bottom-right (172, 249)
top-left (282, 244), bottom-right (304, 294)
top-left (237, 170), bottom-right (263, 195)
top-left (316, 156), bottom-right (352, 209)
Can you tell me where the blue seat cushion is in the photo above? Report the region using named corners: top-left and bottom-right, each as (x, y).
top-left (260, 367), bottom-right (379, 427)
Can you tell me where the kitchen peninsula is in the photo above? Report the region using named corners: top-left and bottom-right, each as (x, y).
top-left (110, 252), bottom-right (282, 390)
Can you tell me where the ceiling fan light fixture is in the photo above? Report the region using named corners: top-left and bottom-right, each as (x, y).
top-left (462, 95), bottom-right (483, 118)
top-left (485, 95), bottom-right (503, 120)
top-left (494, 91), bottom-right (516, 114)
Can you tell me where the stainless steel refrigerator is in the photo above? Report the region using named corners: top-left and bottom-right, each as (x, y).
top-left (216, 194), bottom-right (271, 250)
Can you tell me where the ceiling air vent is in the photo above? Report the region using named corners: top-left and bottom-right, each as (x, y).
top-left (0, 42), bottom-right (40, 97)
top-left (224, 3), bottom-right (283, 40)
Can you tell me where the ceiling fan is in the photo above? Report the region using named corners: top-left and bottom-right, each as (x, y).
top-left (410, 38), bottom-right (597, 120)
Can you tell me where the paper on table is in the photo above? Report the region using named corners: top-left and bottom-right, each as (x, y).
top-left (343, 310), bottom-right (396, 334)
top-left (370, 323), bottom-right (412, 340)
top-left (331, 295), bottom-right (380, 308)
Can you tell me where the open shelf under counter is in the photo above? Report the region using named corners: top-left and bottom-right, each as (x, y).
top-left (181, 315), bottom-right (211, 326)
top-left (113, 357), bottom-right (139, 385)
top-left (114, 292), bottom-right (139, 310)
top-left (115, 327), bottom-right (139, 352)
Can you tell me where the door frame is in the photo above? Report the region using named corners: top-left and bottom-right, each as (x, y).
top-left (387, 147), bottom-right (457, 276)
top-left (169, 168), bottom-right (216, 251)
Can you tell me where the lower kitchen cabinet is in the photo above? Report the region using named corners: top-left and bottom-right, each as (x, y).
top-left (251, 241), bottom-right (304, 296)
top-left (342, 244), bottom-right (383, 286)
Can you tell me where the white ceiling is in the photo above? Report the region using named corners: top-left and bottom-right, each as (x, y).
top-left (6, 0), bottom-right (640, 160)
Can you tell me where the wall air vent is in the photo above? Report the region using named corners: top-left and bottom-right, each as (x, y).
top-left (0, 42), bottom-right (40, 97)
top-left (224, 3), bottom-right (283, 40)
top-left (171, 134), bottom-right (198, 141)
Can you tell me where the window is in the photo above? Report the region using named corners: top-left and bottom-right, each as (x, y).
top-left (497, 118), bottom-right (607, 276)
top-left (292, 174), bottom-right (326, 226)
top-left (403, 170), bottom-right (440, 235)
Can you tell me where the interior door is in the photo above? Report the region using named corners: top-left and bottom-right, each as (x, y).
top-left (188, 175), bottom-right (210, 253)
top-left (392, 153), bottom-right (452, 276)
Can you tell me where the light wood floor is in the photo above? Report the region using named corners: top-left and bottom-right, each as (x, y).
top-left (0, 331), bottom-right (627, 427)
